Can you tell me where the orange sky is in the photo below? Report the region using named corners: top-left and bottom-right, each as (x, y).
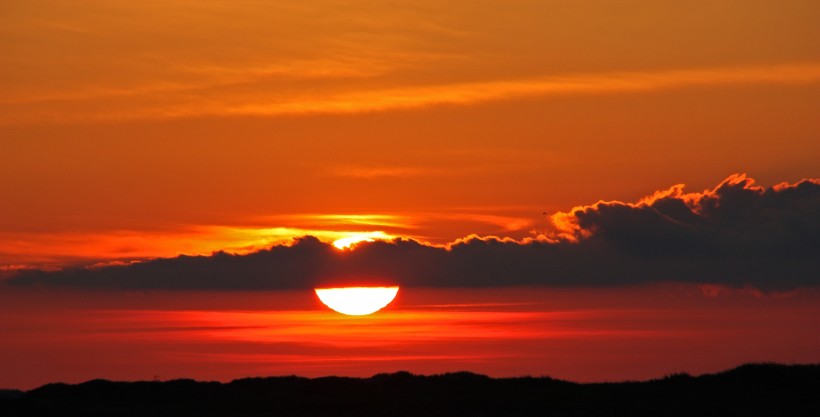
top-left (2, 1), bottom-right (819, 266)
top-left (2, 1), bottom-right (820, 389)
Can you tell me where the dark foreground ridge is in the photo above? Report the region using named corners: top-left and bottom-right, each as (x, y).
top-left (1, 363), bottom-right (818, 417)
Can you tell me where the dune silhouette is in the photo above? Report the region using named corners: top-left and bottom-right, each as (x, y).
top-left (1, 363), bottom-right (817, 416)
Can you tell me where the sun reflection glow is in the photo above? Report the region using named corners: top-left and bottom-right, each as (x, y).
top-left (332, 231), bottom-right (393, 249)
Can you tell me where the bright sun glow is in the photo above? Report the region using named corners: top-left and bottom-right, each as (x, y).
top-left (314, 286), bottom-right (400, 316)
top-left (332, 231), bottom-right (392, 249)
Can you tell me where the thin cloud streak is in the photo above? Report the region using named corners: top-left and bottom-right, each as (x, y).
top-left (223, 62), bottom-right (820, 115)
top-left (0, 226), bottom-right (402, 268)
top-left (4, 62), bottom-right (820, 124)
top-left (325, 166), bottom-right (442, 179)
top-left (0, 211), bottom-right (539, 269)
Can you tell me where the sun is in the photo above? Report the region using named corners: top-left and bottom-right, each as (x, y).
top-left (314, 286), bottom-right (399, 316)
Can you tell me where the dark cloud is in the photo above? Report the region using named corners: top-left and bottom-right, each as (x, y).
top-left (6, 174), bottom-right (819, 291)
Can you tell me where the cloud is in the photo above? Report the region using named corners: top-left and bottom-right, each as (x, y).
top-left (182, 63), bottom-right (820, 120)
top-left (325, 166), bottom-right (440, 179)
top-left (545, 174), bottom-right (820, 289)
top-left (6, 62), bottom-right (820, 125)
top-left (6, 174), bottom-right (819, 291)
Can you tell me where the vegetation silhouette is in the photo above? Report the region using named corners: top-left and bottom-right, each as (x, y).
top-left (1, 363), bottom-right (817, 416)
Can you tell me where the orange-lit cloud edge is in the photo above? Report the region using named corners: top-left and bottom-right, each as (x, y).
top-left (0, 174), bottom-right (820, 289)
top-left (549, 173), bottom-right (820, 242)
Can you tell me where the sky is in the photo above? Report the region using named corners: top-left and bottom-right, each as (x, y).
top-left (2, 285), bottom-right (819, 390)
top-left (1, 0), bottom-right (819, 388)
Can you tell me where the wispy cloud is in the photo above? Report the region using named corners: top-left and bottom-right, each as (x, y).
top-left (0, 210), bottom-right (542, 269)
top-left (0, 225), bottom-right (403, 268)
top-left (325, 166), bottom-right (441, 179)
top-left (226, 63), bottom-right (820, 117)
top-left (4, 62), bottom-right (820, 124)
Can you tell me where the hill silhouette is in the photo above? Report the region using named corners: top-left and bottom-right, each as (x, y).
top-left (1, 363), bottom-right (817, 416)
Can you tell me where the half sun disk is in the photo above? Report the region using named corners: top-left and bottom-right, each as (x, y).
top-left (314, 286), bottom-right (399, 315)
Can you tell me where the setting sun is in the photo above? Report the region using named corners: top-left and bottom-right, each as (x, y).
top-left (315, 286), bottom-right (400, 316)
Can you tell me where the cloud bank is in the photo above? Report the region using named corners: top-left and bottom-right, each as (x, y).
top-left (7, 174), bottom-right (819, 290)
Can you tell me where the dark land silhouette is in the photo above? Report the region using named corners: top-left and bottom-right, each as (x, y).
top-left (0, 363), bottom-right (818, 416)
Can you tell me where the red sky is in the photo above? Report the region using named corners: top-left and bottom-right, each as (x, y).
top-left (1, 0), bottom-right (819, 388)
top-left (2, 285), bottom-right (819, 390)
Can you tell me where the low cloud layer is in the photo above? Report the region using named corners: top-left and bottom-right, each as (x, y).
top-left (7, 174), bottom-right (819, 291)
